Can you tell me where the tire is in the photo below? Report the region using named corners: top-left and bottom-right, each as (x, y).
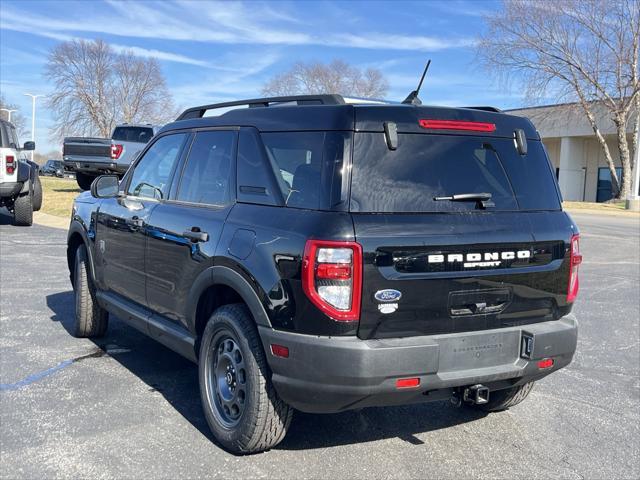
top-left (199, 304), bottom-right (293, 454)
top-left (477, 381), bottom-right (535, 412)
top-left (32, 174), bottom-right (43, 211)
top-left (13, 190), bottom-right (33, 226)
top-left (76, 172), bottom-right (95, 191)
top-left (72, 244), bottom-right (108, 337)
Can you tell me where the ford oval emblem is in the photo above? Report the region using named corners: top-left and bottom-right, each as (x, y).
top-left (375, 289), bottom-right (402, 302)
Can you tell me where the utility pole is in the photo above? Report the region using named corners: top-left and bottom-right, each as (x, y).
top-left (24, 93), bottom-right (44, 161)
top-left (0, 108), bottom-right (17, 122)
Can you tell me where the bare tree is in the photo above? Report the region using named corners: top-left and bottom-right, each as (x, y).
top-left (477, 0), bottom-right (640, 199)
top-left (0, 95), bottom-right (28, 139)
top-left (46, 39), bottom-right (175, 140)
top-left (262, 60), bottom-right (389, 99)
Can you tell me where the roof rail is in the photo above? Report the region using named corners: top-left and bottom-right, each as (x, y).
top-left (176, 94), bottom-right (346, 121)
top-left (464, 106), bottom-right (502, 113)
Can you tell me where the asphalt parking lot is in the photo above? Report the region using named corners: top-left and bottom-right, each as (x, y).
top-left (1, 211), bottom-right (638, 479)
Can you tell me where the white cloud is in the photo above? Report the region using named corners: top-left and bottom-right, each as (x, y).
top-left (110, 44), bottom-right (211, 67)
top-left (0, 1), bottom-right (473, 52)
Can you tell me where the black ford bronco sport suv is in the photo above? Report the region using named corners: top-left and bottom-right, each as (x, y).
top-left (67, 95), bottom-right (580, 454)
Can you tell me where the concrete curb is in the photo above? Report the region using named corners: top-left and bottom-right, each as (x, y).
top-left (33, 211), bottom-right (69, 230)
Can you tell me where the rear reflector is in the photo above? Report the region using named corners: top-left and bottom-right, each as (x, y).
top-left (537, 358), bottom-right (554, 369)
top-left (396, 377), bottom-right (420, 389)
top-left (419, 119), bottom-right (496, 132)
top-left (270, 344), bottom-right (289, 358)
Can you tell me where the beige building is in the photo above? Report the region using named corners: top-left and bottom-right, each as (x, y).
top-left (508, 103), bottom-right (637, 203)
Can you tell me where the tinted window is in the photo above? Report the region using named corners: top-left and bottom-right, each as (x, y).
top-left (350, 133), bottom-right (560, 213)
top-left (236, 129), bottom-right (281, 206)
top-left (261, 132), bottom-right (349, 210)
top-left (176, 131), bottom-right (235, 206)
top-left (499, 140), bottom-right (562, 210)
top-left (128, 134), bottom-right (186, 199)
top-left (112, 127), bottom-right (154, 143)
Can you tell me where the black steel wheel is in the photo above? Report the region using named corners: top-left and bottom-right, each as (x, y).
top-left (199, 304), bottom-right (292, 454)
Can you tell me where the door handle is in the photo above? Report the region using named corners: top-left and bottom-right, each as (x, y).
top-left (183, 228), bottom-right (209, 243)
top-left (127, 216), bottom-right (144, 228)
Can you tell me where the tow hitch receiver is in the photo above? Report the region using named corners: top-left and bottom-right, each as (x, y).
top-left (463, 384), bottom-right (490, 405)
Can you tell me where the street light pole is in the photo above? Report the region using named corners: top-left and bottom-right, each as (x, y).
top-left (24, 93), bottom-right (44, 161)
top-left (0, 108), bottom-right (17, 122)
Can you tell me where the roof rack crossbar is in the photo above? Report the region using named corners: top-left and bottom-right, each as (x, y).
top-left (177, 94), bottom-right (346, 120)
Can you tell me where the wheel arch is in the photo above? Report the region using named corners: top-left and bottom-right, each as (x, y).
top-left (189, 265), bottom-right (273, 350)
top-left (67, 222), bottom-right (97, 286)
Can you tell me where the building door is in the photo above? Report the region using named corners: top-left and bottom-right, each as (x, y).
top-left (596, 167), bottom-right (623, 203)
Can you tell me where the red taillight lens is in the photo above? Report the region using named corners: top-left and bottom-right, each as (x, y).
top-left (396, 378), bottom-right (420, 389)
top-left (5, 155), bottom-right (15, 175)
top-left (302, 240), bottom-right (362, 322)
top-left (111, 144), bottom-right (123, 160)
top-left (537, 358), bottom-right (554, 369)
top-left (567, 234), bottom-right (582, 303)
top-left (419, 119), bottom-right (496, 132)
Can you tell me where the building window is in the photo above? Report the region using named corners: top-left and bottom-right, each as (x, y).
top-left (596, 167), bottom-right (623, 203)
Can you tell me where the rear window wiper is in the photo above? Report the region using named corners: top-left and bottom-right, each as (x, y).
top-left (433, 192), bottom-right (495, 209)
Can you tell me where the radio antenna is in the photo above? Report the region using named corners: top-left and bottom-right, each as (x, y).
top-left (402, 60), bottom-right (431, 105)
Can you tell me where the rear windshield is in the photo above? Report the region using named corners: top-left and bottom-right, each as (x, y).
top-left (261, 132), bottom-right (349, 210)
top-left (112, 127), bottom-right (154, 143)
top-left (350, 133), bottom-right (561, 213)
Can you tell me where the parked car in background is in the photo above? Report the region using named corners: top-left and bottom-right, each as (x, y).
top-left (40, 159), bottom-right (65, 177)
top-left (0, 119), bottom-right (42, 225)
top-left (63, 124), bottom-right (161, 190)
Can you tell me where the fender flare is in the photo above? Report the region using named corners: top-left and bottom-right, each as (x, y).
top-left (67, 220), bottom-right (97, 284)
top-left (186, 265), bottom-right (272, 335)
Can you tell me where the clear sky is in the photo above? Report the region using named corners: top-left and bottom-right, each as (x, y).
top-left (0, 0), bottom-right (533, 153)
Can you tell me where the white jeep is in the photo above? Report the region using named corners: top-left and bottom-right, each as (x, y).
top-left (0, 119), bottom-right (42, 226)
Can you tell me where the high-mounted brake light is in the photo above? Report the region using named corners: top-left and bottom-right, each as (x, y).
top-left (567, 234), bottom-right (582, 303)
top-left (111, 144), bottom-right (123, 160)
top-left (419, 119), bottom-right (496, 132)
top-left (302, 240), bottom-right (362, 322)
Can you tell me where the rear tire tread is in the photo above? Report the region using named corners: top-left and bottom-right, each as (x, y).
top-left (479, 381), bottom-right (535, 412)
top-left (13, 191), bottom-right (33, 226)
top-left (201, 304), bottom-right (292, 454)
top-left (73, 245), bottom-right (108, 338)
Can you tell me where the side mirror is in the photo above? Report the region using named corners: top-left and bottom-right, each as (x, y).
top-left (91, 175), bottom-right (120, 199)
top-left (23, 141), bottom-right (35, 151)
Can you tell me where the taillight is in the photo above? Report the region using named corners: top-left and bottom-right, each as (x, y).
top-left (5, 155), bottom-right (15, 175)
top-left (302, 240), bottom-right (362, 322)
top-left (111, 144), bottom-right (123, 160)
top-left (419, 119), bottom-right (496, 132)
top-left (567, 234), bottom-right (582, 303)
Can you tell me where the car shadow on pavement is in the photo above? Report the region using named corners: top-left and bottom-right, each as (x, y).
top-left (0, 209), bottom-right (14, 225)
top-left (46, 290), bottom-right (487, 451)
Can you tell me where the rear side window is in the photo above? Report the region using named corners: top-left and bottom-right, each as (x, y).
top-left (261, 132), bottom-right (349, 210)
top-left (350, 133), bottom-right (560, 213)
top-left (176, 131), bottom-right (235, 206)
top-left (112, 127), bottom-right (154, 143)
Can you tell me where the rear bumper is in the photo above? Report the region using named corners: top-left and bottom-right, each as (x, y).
top-left (0, 181), bottom-right (23, 198)
top-left (259, 315), bottom-right (578, 413)
top-left (63, 159), bottom-right (127, 175)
